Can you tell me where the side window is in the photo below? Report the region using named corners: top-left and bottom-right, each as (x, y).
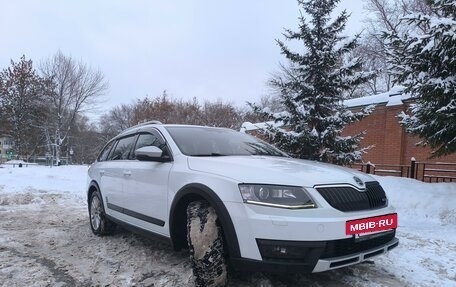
top-left (133, 132), bottom-right (170, 159)
top-left (135, 133), bottom-right (161, 150)
top-left (98, 140), bottom-right (115, 162)
top-left (109, 135), bottom-right (137, 160)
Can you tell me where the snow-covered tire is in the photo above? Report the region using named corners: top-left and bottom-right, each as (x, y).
top-left (88, 190), bottom-right (115, 236)
top-left (187, 200), bottom-right (227, 287)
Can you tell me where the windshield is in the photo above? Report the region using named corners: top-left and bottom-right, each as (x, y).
top-left (165, 126), bottom-right (287, 157)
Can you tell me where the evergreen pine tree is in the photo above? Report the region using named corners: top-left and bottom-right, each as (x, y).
top-left (385, 0), bottom-right (456, 157)
top-left (252, 0), bottom-right (374, 165)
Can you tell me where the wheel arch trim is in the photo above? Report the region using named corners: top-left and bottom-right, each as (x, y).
top-left (87, 181), bottom-right (101, 203)
top-left (169, 183), bottom-right (241, 258)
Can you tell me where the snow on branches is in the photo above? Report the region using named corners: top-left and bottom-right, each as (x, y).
top-left (385, 0), bottom-right (456, 157)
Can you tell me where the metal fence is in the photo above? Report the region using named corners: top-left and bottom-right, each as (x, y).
top-left (350, 159), bottom-right (456, 183)
top-left (27, 155), bottom-right (72, 166)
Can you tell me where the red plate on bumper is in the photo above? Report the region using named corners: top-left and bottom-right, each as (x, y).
top-left (346, 213), bottom-right (398, 235)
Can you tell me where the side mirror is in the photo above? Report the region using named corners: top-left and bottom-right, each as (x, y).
top-left (135, 146), bottom-right (163, 161)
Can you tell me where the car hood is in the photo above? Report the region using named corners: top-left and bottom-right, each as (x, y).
top-left (187, 156), bottom-right (374, 187)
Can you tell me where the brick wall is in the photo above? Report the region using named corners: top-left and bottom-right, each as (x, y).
top-left (344, 101), bottom-right (456, 165)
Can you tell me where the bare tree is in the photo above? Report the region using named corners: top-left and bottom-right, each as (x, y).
top-left (130, 92), bottom-right (203, 126)
top-left (173, 97), bottom-right (203, 125)
top-left (243, 94), bottom-right (285, 124)
top-left (99, 92), bottom-right (245, 134)
top-left (356, 0), bottom-right (432, 95)
top-left (258, 94), bottom-right (284, 113)
top-left (132, 91), bottom-right (177, 124)
top-left (200, 100), bottom-right (243, 129)
top-left (40, 51), bottom-right (108, 165)
top-left (99, 103), bottom-right (135, 138)
top-left (69, 114), bottom-right (107, 164)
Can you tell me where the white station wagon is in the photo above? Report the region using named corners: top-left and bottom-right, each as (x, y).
top-left (87, 122), bottom-right (399, 287)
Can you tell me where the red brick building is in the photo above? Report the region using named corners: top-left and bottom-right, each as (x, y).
top-left (343, 90), bottom-right (456, 166)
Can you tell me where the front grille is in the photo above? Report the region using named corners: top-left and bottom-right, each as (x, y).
top-left (316, 182), bottom-right (387, 212)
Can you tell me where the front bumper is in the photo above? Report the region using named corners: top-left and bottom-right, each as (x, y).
top-left (230, 231), bottom-right (399, 273)
top-left (224, 199), bottom-right (399, 260)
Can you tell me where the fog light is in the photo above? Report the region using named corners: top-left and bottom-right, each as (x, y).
top-left (273, 246), bottom-right (287, 254)
top-left (257, 239), bottom-right (326, 262)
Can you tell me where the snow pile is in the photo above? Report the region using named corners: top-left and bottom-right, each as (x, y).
top-left (1, 164), bottom-right (455, 286)
top-left (0, 165), bottom-right (88, 205)
top-left (374, 175), bottom-right (456, 287)
top-left (375, 175), bottom-right (456, 225)
top-left (0, 165), bottom-right (87, 194)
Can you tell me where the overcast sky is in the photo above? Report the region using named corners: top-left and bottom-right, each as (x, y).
top-left (0, 0), bottom-right (366, 120)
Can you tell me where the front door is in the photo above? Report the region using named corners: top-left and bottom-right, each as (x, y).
top-left (122, 131), bottom-right (173, 236)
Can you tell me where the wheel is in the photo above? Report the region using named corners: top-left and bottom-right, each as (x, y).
top-left (88, 190), bottom-right (115, 235)
top-left (187, 200), bottom-right (228, 287)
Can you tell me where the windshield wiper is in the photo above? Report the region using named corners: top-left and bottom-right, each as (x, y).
top-left (192, 153), bottom-right (228, 157)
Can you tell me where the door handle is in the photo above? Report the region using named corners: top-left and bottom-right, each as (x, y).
top-left (123, 171), bottom-right (132, 177)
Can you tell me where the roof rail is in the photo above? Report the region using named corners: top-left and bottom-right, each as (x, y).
top-left (122, 120), bottom-right (163, 132)
top-left (137, 120), bottom-right (163, 125)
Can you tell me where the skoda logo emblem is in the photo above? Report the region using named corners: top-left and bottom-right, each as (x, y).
top-left (354, 176), bottom-right (364, 187)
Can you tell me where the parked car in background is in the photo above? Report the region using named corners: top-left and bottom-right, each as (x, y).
top-left (87, 121), bottom-right (398, 287)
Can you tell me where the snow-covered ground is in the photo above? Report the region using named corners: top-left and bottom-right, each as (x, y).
top-left (0, 165), bottom-right (455, 287)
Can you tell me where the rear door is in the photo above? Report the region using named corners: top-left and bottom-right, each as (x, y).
top-left (101, 134), bottom-right (137, 217)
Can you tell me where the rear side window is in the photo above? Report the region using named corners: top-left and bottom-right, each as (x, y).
top-left (109, 135), bottom-right (137, 160)
top-left (98, 141), bottom-right (115, 162)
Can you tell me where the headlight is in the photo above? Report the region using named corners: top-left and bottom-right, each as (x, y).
top-left (238, 184), bottom-right (316, 209)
